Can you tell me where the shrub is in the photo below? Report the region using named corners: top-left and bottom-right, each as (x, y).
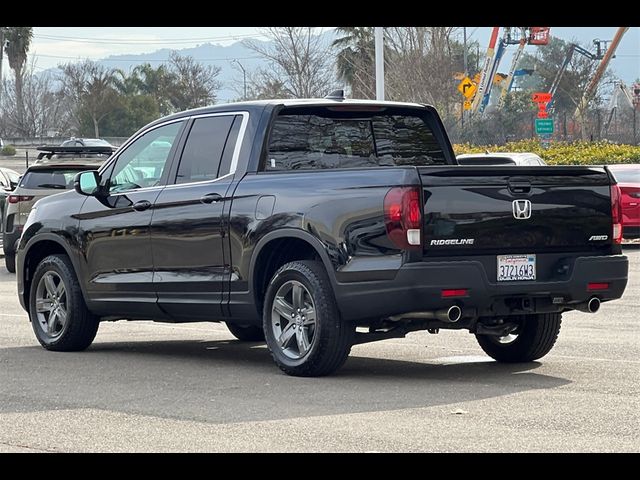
top-left (1, 144), bottom-right (16, 156)
top-left (453, 140), bottom-right (640, 165)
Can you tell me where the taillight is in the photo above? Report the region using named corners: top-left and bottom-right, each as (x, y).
top-left (610, 184), bottom-right (623, 244)
top-left (7, 195), bottom-right (34, 204)
top-left (384, 186), bottom-right (422, 250)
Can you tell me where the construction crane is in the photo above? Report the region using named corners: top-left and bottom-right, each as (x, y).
top-left (575, 27), bottom-right (630, 138)
top-left (497, 27), bottom-right (550, 108)
top-left (470, 27), bottom-right (501, 114)
top-left (471, 27), bottom-right (550, 115)
top-left (547, 42), bottom-right (609, 112)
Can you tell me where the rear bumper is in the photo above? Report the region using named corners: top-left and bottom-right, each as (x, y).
top-left (334, 255), bottom-right (629, 322)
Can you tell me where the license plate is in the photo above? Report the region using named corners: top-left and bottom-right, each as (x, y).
top-left (497, 254), bottom-right (536, 281)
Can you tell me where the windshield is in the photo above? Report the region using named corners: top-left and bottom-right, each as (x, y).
top-left (19, 168), bottom-right (96, 190)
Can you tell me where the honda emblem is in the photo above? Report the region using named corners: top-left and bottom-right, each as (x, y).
top-left (512, 199), bottom-right (532, 219)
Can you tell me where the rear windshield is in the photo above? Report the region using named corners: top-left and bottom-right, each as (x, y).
top-left (457, 156), bottom-right (516, 166)
top-left (19, 168), bottom-right (96, 190)
top-left (610, 168), bottom-right (639, 183)
top-left (266, 108), bottom-right (448, 171)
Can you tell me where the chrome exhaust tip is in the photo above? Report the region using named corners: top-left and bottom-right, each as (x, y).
top-left (438, 305), bottom-right (461, 323)
top-left (587, 297), bottom-right (601, 313)
top-left (575, 296), bottom-right (601, 314)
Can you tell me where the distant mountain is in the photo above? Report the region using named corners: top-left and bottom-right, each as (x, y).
top-left (94, 30), bottom-right (338, 104)
top-left (99, 40), bottom-right (270, 103)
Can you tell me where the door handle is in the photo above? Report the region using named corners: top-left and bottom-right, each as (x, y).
top-left (132, 200), bottom-right (152, 212)
top-left (200, 193), bottom-right (222, 204)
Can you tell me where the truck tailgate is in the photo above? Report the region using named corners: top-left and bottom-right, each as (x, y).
top-left (418, 166), bottom-right (613, 255)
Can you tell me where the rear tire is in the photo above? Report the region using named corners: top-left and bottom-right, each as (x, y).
top-left (263, 260), bottom-right (353, 377)
top-left (5, 253), bottom-right (15, 273)
top-left (476, 313), bottom-right (562, 363)
top-left (226, 323), bottom-right (265, 342)
top-left (29, 254), bottom-right (99, 351)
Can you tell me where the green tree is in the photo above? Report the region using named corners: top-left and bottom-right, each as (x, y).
top-left (3, 27), bottom-right (33, 134)
top-left (133, 63), bottom-right (174, 115)
top-left (99, 94), bottom-right (160, 137)
top-left (332, 27), bottom-right (376, 99)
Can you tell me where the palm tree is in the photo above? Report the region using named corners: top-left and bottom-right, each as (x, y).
top-left (332, 27), bottom-right (376, 99)
top-left (3, 27), bottom-right (33, 130)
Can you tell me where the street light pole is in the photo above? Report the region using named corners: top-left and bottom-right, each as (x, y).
top-left (375, 27), bottom-right (385, 101)
top-left (232, 59), bottom-right (247, 101)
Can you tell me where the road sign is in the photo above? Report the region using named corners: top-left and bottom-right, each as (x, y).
top-left (535, 118), bottom-right (554, 134)
top-left (532, 92), bottom-right (552, 103)
top-left (537, 111), bottom-right (549, 119)
top-left (458, 77), bottom-right (477, 99)
top-left (463, 100), bottom-right (472, 110)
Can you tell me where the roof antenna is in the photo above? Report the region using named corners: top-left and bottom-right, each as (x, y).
top-left (325, 89), bottom-right (345, 101)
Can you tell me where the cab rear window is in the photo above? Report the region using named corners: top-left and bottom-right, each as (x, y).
top-left (266, 107), bottom-right (449, 171)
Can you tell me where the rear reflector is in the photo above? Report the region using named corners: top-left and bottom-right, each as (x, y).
top-left (587, 282), bottom-right (609, 291)
top-left (441, 289), bottom-right (468, 298)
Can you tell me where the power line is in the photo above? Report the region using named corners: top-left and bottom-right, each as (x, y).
top-left (31, 52), bottom-right (262, 62)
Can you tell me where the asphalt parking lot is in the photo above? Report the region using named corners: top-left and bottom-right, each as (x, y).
top-left (0, 247), bottom-right (638, 452)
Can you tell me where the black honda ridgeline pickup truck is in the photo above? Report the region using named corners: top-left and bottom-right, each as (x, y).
top-left (16, 98), bottom-right (629, 376)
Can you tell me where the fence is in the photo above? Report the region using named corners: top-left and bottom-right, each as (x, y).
top-left (446, 108), bottom-right (638, 146)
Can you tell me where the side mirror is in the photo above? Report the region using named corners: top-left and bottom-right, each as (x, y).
top-left (74, 171), bottom-right (101, 196)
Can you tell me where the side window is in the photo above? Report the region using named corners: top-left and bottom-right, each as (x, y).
top-left (175, 115), bottom-right (237, 184)
top-left (109, 121), bottom-right (183, 194)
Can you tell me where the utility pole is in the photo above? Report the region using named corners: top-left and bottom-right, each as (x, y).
top-left (462, 26), bottom-right (468, 127)
top-left (463, 27), bottom-right (468, 77)
top-left (375, 27), bottom-right (385, 101)
top-left (0, 28), bottom-right (5, 106)
top-left (232, 59), bottom-right (247, 101)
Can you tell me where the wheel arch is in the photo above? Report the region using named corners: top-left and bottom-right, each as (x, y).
top-left (21, 234), bottom-right (86, 314)
top-left (249, 229), bottom-right (338, 315)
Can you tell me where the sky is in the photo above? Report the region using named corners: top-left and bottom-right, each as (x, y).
top-left (4, 26), bottom-right (639, 83)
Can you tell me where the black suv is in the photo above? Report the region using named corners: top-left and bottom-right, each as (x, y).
top-left (16, 99), bottom-right (628, 376)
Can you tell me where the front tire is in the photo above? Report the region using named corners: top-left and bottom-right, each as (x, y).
top-left (5, 253), bottom-right (15, 273)
top-left (476, 313), bottom-right (562, 363)
top-left (29, 254), bottom-right (99, 351)
top-left (226, 322), bottom-right (265, 342)
top-left (263, 260), bottom-right (353, 377)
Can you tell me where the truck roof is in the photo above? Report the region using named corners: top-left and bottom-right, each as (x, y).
top-left (146, 98), bottom-right (432, 130)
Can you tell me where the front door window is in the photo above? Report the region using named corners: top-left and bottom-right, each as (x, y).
top-left (109, 121), bottom-right (184, 194)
